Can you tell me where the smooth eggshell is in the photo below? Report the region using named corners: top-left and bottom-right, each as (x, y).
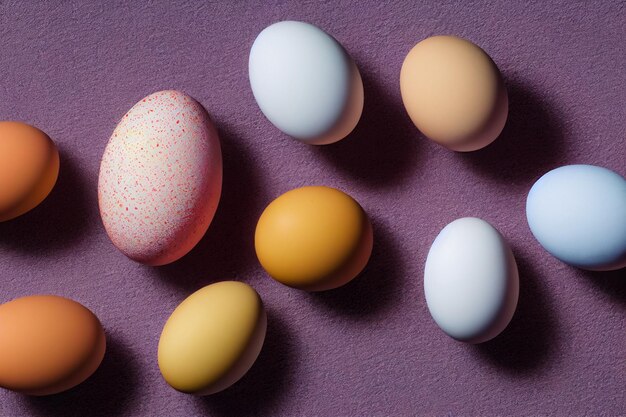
top-left (0, 121), bottom-right (59, 222)
top-left (249, 21), bottom-right (363, 145)
top-left (0, 295), bottom-right (106, 395)
top-left (158, 281), bottom-right (267, 395)
top-left (98, 90), bottom-right (222, 266)
top-left (526, 164), bottom-right (626, 271)
top-left (400, 35), bottom-right (508, 152)
top-left (424, 218), bottom-right (519, 343)
top-left (255, 186), bottom-right (373, 291)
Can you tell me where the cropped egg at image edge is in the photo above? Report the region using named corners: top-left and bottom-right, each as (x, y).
top-left (0, 1), bottom-right (624, 417)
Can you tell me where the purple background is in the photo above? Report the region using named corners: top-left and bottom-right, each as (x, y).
top-left (0, 1), bottom-right (624, 416)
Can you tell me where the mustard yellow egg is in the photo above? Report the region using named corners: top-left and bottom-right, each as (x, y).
top-left (158, 281), bottom-right (266, 395)
top-left (255, 186), bottom-right (373, 291)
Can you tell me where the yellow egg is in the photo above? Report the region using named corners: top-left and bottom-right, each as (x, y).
top-left (255, 186), bottom-right (373, 291)
top-left (158, 281), bottom-right (266, 395)
top-left (400, 35), bottom-right (508, 152)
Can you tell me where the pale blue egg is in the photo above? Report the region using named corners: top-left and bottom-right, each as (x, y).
top-left (526, 165), bottom-right (626, 271)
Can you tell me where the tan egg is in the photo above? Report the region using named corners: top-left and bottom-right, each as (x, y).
top-left (400, 36), bottom-right (508, 152)
top-left (0, 121), bottom-right (60, 221)
top-left (0, 295), bottom-right (106, 395)
top-left (158, 281), bottom-right (267, 395)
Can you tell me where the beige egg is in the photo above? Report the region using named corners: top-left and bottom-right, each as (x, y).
top-left (400, 35), bottom-right (508, 152)
top-left (158, 281), bottom-right (266, 395)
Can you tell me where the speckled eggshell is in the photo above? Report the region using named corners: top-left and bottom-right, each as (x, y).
top-left (98, 90), bottom-right (222, 266)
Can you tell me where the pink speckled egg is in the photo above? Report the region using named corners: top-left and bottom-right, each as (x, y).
top-left (98, 90), bottom-right (222, 266)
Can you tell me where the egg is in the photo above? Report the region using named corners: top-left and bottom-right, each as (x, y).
top-left (98, 90), bottom-right (222, 266)
top-left (400, 36), bottom-right (508, 152)
top-left (424, 218), bottom-right (519, 343)
top-left (158, 281), bottom-right (266, 395)
top-left (255, 186), bottom-right (373, 291)
top-left (0, 121), bottom-right (59, 222)
top-left (249, 21), bottom-right (363, 145)
top-left (527, 165), bottom-right (626, 271)
top-left (0, 295), bottom-right (105, 395)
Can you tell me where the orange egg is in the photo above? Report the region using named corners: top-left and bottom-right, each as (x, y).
top-left (255, 186), bottom-right (373, 291)
top-left (0, 295), bottom-right (106, 395)
top-left (0, 121), bottom-right (60, 221)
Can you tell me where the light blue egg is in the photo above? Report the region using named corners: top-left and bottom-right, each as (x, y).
top-left (526, 164), bottom-right (626, 271)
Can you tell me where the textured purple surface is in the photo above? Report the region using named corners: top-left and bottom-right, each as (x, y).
top-left (0, 1), bottom-right (624, 416)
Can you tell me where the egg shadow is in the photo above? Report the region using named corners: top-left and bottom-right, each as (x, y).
top-left (472, 250), bottom-right (559, 372)
top-left (315, 66), bottom-right (421, 188)
top-left (0, 150), bottom-right (93, 253)
top-left (154, 122), bottom-right (268, 292)
top-left (310, 220), bottom-right (405, 319)
top-left (461, 80), bottom-right (567, 185)
top-left (22, 333), bottom-right (139, 417)
top-left (200, 311), bottom-right (296, 417)
top-left (580, 268), bottom-right (626, 305)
